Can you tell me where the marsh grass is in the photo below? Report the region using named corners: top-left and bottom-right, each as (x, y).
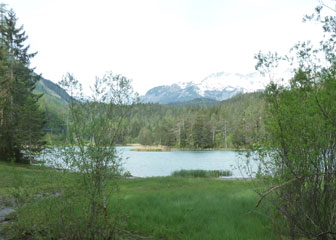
top-left (119, 177), bottom-right (276, 240)
top-left (130, 145), bottom-right (171, 152)
top-left (171, 169), bottom-right (232, 178)
top-left (0, 162), bottom-right (277, 240)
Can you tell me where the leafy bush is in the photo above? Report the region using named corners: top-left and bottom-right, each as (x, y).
top-left (253, 5), bottom-right (336, 239)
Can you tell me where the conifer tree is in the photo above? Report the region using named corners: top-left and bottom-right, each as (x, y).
top-left (0, 8), bottom-right (45, 162)
top-left (191, 114), bottom-right (212, 149)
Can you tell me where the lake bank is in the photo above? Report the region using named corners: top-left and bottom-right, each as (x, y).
top-left (129, 144), bottom-right (171, 152)
top-left (126, 144), bottom-right (250, 152)
top-left (0, 162), bottom-right (274, 240)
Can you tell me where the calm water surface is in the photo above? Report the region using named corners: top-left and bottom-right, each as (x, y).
top-left (41, 146), bottom-right (255, 178)
top-left (118, 146), bottom-right (253, 178)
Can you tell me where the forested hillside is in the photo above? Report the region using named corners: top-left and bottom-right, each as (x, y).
top-left (167, 97), bottom-right (219, 107)
top-left (123, 92), bottom-right (265, 149)
top-left (35, 77), bottom-right (72, 103)
top-left (36, 73), bottom-right (265, 149)
top-left (35, 78), bottom-right (70, 137)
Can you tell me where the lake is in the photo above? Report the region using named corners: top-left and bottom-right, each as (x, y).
top-left (118, 146), bottom-right (254, 178)
top-left (41, 146), bottom-right (257, 178)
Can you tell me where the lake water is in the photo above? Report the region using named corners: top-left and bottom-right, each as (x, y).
top-left (118, 146), bottom-right (254, 178)
top-left (41, 146), bottom-right (257, 178)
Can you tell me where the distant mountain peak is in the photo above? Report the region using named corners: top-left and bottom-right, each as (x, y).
top-left (141, 71), bottom-right (267, 104)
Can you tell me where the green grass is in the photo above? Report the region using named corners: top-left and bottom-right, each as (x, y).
top-left (0, 162), bottom-right (67, 200)
top-left (171, 169), bottom-right (232, 178)
top-left (119, 178), bottom-right (275, 240)
top-left (0, 161), bottom-right (277, 240)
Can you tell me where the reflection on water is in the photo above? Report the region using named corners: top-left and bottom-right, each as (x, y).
top-left (39, 146), bottom-right (258, 178)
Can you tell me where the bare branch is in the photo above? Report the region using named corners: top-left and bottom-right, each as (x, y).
top-left (319, 0), bottom-right (336, 12)
top-left (314, 230), bottom-right (336, 239)
top-left (247, 176), bottom-right (302, 214)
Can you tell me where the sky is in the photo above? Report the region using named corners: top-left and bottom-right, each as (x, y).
top-left (3, 0), bottom-right (326, 95)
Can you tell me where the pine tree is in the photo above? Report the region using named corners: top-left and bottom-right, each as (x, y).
top-left (191, 114), bottom-right (212, 149)
top-left (0, 8), bottom-right (45, 162)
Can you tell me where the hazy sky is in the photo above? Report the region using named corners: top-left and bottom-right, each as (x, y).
top-left (5, 0), bottom-right (324, 94)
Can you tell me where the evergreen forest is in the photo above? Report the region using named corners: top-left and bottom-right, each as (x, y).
top-left (42, 91), bottom-right (266, 150)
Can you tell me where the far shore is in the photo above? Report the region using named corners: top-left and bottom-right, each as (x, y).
top-left (126, 144), bottom-right (249, 152)
top-left (129, 144), bottom-right (171, 152)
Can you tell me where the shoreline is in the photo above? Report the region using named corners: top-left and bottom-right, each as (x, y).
top-left (125, 144), bottom-right (249, 152)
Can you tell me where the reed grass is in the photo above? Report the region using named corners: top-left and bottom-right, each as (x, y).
top-left (171, 169), bottom-right (232, 178)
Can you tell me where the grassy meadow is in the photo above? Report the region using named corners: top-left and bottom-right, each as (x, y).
top-left (0, 162), bottom-right (277, 240)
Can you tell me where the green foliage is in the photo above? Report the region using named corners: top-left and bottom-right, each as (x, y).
top-left (167, 97), bottom-right (219, 107)
top-left (253, 5), bottom-right (336, 239)
top-left (191, 113), bottom-right (213, 148)
top-left (55, 72), bottom-right (138, 239)
top-left (34, 77), bottom-right (71, 142)
top-left (35, 77), bottom-right (72, 103)
top-left (115, 92), bottom-right (265, 149)
top-left (138, 126), bottom-right (153, 145)
top-left (0, 8), bottom-right (46, 163)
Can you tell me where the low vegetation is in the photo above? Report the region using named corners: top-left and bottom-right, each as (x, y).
top-left (0, 162), bottom-right (276, 240)
top-left (171, 169), bottom-right (232, 178)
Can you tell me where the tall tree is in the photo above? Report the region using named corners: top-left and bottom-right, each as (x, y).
top-left (0, 8), bottom-right (45, 162)
top-left (191, 113), bottom-right (213, 149)
top-left (58, 72), bottom-right (138, 238)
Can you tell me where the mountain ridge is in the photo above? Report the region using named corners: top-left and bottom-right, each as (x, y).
top-left (141, 72), bottom-right (267, 104)
top-left (35, 77), bottom-right (72, 104)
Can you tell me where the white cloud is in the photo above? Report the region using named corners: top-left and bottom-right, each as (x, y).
top-left (6, 0), bottom-right (321, 95)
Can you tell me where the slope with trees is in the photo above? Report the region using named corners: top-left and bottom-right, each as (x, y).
top-left (120, 92), bottom-right (265, 149)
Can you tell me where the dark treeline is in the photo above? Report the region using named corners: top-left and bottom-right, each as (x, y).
top-left (116, 92), bottom-right (266, 149)
top-left (44, 90), bottom-right (266, 149)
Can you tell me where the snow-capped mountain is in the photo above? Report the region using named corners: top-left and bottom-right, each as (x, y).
top-left (141, 72), bottom-right (268, 104)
